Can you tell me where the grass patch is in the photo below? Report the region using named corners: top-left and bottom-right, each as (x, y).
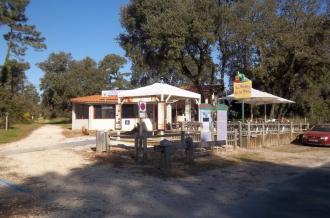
top-left (0, 123), bottom-right (42, 144)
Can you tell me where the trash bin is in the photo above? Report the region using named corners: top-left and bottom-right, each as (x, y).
top-left (96, 130), bottom-right (109, 152)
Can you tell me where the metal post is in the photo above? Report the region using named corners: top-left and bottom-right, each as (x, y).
top-left (5, 113), bottom-right (8, 131)
top-left (290, 122), bottom-right (293, 140)
top-left (277, 122), bottom-right (281, 145)
top-left (234, 129), bottom-right (238, 149)
top-left (264, 104), bottom-right (267, 122)
top-left (250, 104), bottom-right (253, 121)
top-left (242, 102), bottom-right (245, 122)
top-left (247, 121), bottom-right (251, 148)
top-left (238, 121), bottom-right (242, 147)
top-left (262, 122), bottom-right (265, 147)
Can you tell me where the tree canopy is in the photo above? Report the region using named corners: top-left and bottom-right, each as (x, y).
top-left (0, 0), bottom-right (44, 124)
top-left (120, 0), bottom-right (330, 122)
top-left (39, 52), bottom-right (129, 117)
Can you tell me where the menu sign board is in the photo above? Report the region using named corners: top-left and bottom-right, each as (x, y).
top-left (234, 80), bottom-right (252, 99)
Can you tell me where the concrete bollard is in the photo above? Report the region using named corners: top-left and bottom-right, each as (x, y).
top-left (96, 130), bottom-right (109, 152)
top-left (160, 139), bottom-right (173, 169)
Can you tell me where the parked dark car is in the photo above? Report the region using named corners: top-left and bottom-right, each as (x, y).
top-left (302, 124), bottom-right (330, 146)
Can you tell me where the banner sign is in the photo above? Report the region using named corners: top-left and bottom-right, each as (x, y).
top-left (234, 80), bottom-right (252, 99)
top-left (233, 71), bottom-right (252, 99)
top-left (125, 97), bottom-right (157, 103)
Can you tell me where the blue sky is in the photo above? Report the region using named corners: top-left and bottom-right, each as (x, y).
top-left (0, 0), bottom-right (130, 91)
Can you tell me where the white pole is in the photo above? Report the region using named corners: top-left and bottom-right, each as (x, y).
top-left (5, 113), bottom-right (8, 131)
top-left (250, 104), bottom-right (253, 121)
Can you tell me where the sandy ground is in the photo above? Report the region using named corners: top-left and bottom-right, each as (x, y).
top-left (0, 125), bottom-right (93, 176)
top-left (0, 125), bottom-right (330, 217)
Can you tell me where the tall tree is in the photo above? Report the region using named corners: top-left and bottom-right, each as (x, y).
top-left (39, 52), bottom-right (74, 117)
top-left (98, 54), bottom-right (130, 89)
top-left (5, 59), bottom-right (29, 94)
top-left (0, 0), bottom-right (46, 85)
top-left (39, 53), bottom-right (130, 117)
top-left (119, 0), bottom-right (218, 98)
top-left (250, 0), bottom-right (330, 120)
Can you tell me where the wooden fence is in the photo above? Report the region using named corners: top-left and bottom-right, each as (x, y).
top-left (226, 122), bottom-right (308, 148)
top-left (103, 121), bottom-right (309, 168)
top-left (108, 121), bottom-right (308, 150)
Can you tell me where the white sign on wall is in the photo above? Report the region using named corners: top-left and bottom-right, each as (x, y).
top-left (200, 108), bottom-right (212, 142)
top-left (101, 90), bottom-right (123, 97)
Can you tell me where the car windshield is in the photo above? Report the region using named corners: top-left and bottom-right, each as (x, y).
top-left (311, 125), bottom-right (330, 132)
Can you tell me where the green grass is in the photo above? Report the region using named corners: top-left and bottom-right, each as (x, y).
top-left (0, 123), bottom-right (43, 144)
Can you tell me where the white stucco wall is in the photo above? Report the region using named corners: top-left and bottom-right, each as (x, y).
top-left (89, 119), bottom-right (115, 130)
top-left (72, 119), bottom-right (89, 130)
top-left (72, 103), bottom-right (154, 131)
top-left (72, 118), bottom-right (117, 131)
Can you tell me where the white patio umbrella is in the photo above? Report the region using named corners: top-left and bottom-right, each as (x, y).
top-left (224, 88), bottom-right (295, 121)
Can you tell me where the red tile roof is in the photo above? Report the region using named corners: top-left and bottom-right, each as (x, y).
top-left (71, 95), bottom-right (118, 104)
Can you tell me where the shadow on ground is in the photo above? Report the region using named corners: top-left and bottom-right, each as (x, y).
top-left (1, 147), bottom-right (330, 217)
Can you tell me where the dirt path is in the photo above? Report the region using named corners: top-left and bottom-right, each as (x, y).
top-left (0, 125), bottom-right (93, 177)
top-left (0, 126), bottom-right (330, 217)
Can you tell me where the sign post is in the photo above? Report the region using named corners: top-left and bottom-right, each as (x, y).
top-left (233, 72), bottom-right (252, 122)
top-left (138, 101), bottom-right (146, 119)
top-left (216, 104), bottom-right (228, 143)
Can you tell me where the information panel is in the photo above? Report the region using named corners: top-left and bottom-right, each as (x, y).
top-left (199, 104), bottom-right (213, 142)
top-left (216, 104), bottom-right (228, 143)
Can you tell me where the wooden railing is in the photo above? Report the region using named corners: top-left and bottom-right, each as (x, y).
top-left (167, 121), bottom-right (308, 148)
top-left (99, 121), bottom-right (309, 168)
top-left (106, 121), bottom-right (308, 152)
top-left (226, 121), bottom-right (308, 148)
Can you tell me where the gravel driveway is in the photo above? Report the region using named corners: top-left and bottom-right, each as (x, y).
top-left (1, 125), bottom-right (330, 217)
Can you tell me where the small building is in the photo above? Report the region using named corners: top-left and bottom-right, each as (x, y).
top-left (70, 83), bottom-right (201, 131)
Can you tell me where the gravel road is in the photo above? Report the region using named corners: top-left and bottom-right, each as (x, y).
top-left (1, 125), bottom-right (330, 217)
